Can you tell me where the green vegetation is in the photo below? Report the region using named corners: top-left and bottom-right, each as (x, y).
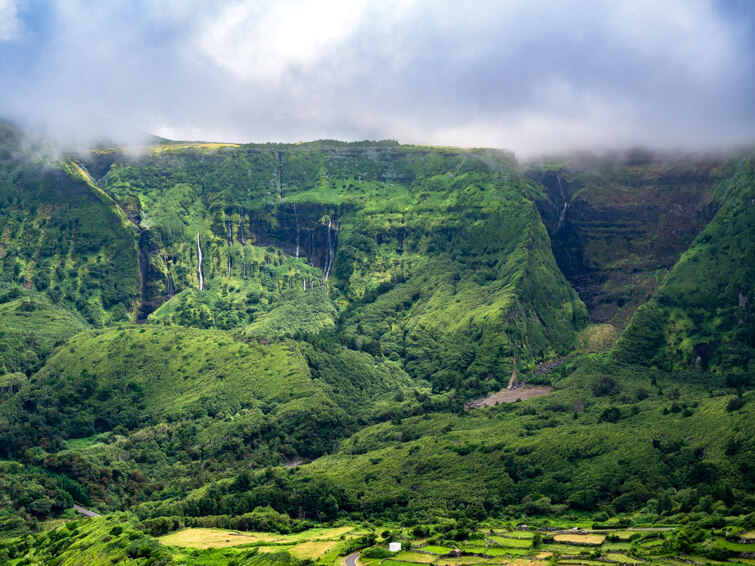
top-left (0, 286), bottom-right (88, 374)
top-left (152, 356), bottom-right (751, 522)
top-left (0, 127), bottom-right (752, 564)
top-left (0, 124), bottom-right (139, 326)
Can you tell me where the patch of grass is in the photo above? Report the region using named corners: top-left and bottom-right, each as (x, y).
top-left (490, 537), bottom-right (532, 548)
top-left (602, 553), bottom-right (641, 564)
top-left (394, 551), bottom-right (439, 563)
top-left (288, 540), bottom-right (341, 560)
top-left (420, 545), bottom-right (455, 554)
top-left (159, 528), bottom-right (259, 548)
top-left (553, 534), bottom-right (605, 545)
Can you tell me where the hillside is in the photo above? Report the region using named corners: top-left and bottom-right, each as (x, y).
top-left (0, 127), bottom-right (752, 563)
top-left (86, 142), bottom-right (588, 397)
top-left (616, 156), bottom-right (755, 375)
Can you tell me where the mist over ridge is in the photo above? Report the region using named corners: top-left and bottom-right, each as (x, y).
top-left (0, 0), bottom-right (753, 157)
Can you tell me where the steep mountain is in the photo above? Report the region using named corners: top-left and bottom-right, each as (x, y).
top-left (82, 141), bottom-right (588, 395)
top-left (616, 155), bottom-right (755, 376)
top-left (0, 123), bottom-right (140, 326)
top-left (529, 151), bottom-right (725, 328)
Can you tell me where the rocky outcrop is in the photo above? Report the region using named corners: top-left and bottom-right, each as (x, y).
top-left (530, 155), bottom-right (724, 327)
top-left (247, 204), bottom-right (346, 277)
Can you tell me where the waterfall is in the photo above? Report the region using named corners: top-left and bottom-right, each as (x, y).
top-left (239, 211), bottom-right (247, 279)
top-left (276, 151), bottom-right (284, 195)
top-left (225, 220), bottom-right (233, 246)
top-left (303, 278), bottom-right (307, 292)
top-left (196, 232), bottom-right (204, 290)
top-left (225, 220), bottom-right (233, 280)
top-left (323, 216), bottom-right (340, 281)
top-left (293, 204), bottom-right (300, 259)
top-left (555, 172), bottom-right (568, 232)
top-left (166, 270), bottom-right (175, 298)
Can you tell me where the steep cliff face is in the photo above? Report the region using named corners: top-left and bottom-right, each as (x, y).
top-left (86, 141), bottom-right (587, 395)
top-left (530, 154), bottom-right (724, 327)
top-left (247, 202), bottom-right (344, 279)
top-left (616, 156), bottom-right (755, 375)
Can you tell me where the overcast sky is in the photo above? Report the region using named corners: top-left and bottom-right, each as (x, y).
top-left (1, 0), bottom-right (753, 156)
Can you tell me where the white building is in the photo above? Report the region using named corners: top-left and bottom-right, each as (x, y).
top-left (389, 542), bottom-right (402, 552)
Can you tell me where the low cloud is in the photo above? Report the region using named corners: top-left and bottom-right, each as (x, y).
top-left (1, 0), bottom-right (753, 157)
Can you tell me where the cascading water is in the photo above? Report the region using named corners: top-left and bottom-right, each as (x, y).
top-left (293, 203), bottom-right (300, 259)
top-left (323, 216), bottom-right (340, 281)
top-left (225, 220), bottom-right (233, 280)
top-left (238, 212), bottom-right (247, 279)
top-left (555, 172), bottom-right (568, 232)
top-left (225, 220), bottom-right (233, 246)
top-left (166, 268), bottom-right (175, 297)
top-left (276, 151), bottom-right (284, 197)
top-left (196, 232), bottom-right (204, 290)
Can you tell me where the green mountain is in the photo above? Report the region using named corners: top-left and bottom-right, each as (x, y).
top-left (0, 124), bottom-right (753, 564)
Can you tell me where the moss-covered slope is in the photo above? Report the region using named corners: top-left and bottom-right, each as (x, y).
top-left (0, 124), bottom-right (140, 326)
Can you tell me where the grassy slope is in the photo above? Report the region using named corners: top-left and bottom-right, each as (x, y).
top-left (2, 512), bottom-right (309, 565)
top-left (616, 156), bottom-right (755, 376)
top-left (0, 287), bottom-right (89, 375)
top-left (0, 131), bottom-right (751, 545)
top-left (0, 323), bottom-right (423, 512)
top-left (0, 124), bottom-right (140, 326)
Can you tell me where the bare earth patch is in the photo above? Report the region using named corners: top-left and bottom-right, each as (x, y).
top-left (466, 386), bottom-right (552, 409)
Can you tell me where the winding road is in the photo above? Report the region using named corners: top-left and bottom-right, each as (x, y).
top-left (344, 552), bottom-right (360, 566)
top-left (73, 504), bottom-right (101, 518)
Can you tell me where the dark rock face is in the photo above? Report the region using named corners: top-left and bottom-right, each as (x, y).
top-left (531, 158), bottom-right (723, 327)
top-left (136, 229), bottom-right (170, 321)
top-left (247, 203), bottom-right (345, 277)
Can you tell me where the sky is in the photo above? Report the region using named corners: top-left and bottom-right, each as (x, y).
top-left (0, 0), bottom-right (754, 157)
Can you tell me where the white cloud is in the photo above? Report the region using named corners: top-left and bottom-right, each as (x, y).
top-left (0, 0), bottom-right (752, 154)
top-left (196, 0), bottom-right (370, 81)
top-left (0, 0), bottom-right (21, 41)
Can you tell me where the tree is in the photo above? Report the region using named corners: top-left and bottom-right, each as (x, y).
top-left (532, 532), bottom-right (542, 548)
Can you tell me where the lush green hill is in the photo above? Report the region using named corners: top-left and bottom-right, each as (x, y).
top-left (0, 323), bottom-right (426, 515)
top-left (0, 286), bottom-right (88, 375)
top-left (99, 143), bottom-right (587, 397)
top-left (144, 355), bottom-right (752, 522)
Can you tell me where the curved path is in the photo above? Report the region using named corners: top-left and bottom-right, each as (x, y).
top-left (344, 552), bottom-right (360, 566)
top-left (73, 504), bottom-right (101, 518)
